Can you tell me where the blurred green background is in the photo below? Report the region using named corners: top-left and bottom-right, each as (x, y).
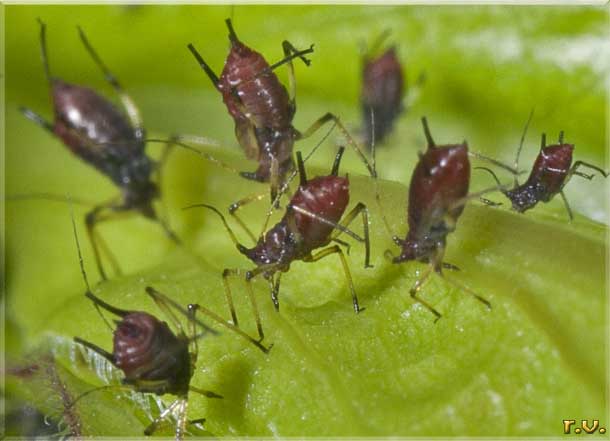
top-left (3, 4), bottom-right (609, 438)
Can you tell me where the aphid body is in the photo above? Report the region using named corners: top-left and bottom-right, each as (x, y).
top-left (110, 310), bottom-right (192, 396)
top-left (376, 117), bottom-right (493, 321)
top-left (50, 79), bottom-right (155, 214)
top-left (192, 147), bottom-right (371, 340)
top-left (216, 25), bottom-right (297, 183)
top-left (20, 20), bottom-right (178, 280)
top-left (394, 140), bottom-right (469, 264)
top-left (188, 19), bottom-right (375, 225)
top-left (504, 141), bottom-right (574, 213)
top-left (477, 112), bottom-right (609, 220)
top-left (361, 45), bottom-right (404, 146)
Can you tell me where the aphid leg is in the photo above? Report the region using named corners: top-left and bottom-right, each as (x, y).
top-left (267, 273), bottom-right (282, 311)
top-left (280, 40), bottom-right (313, 104)
top-left (19, 107), bottom-right (54, 133)
top-left (143, 398), bottom-right (182, 436)
top-left (244, 265), bottom-right (282, 327)
top-left (442, 262), bottom-right (461, 271)
top-left (223, 268), bottom-right (263, 339)
top-left (408, 265), bottom-right (442, 322)
top-left (438, 272), bottom-right (492, 311)
top-left (296, 113), bottom-right (376, 177)
top-left (72, 337), bottom-right (114, 363)
top-left (188, 297), bottom-right (271, 353)
top-left (189, 386), bottom-right (223, 399)
top-left (559, 190), bottom-right (574, 222)
top-left (153, 136), bottom-right (177, 237)
top-left (329, 202), bottom-right (373, 268)
top-left (332, 238), bottom-right (351, 255)
top-left (269, 156), bottom-right (281, 208)
top-left (303, 245), bottom-right (363, 313)
top-left (228, 192), bottom-right (269, 244)
top-left (144, 287), bottom-right (217, 336)
top-left (77, 26), bottom-right (144, 140)
top-left (86, 202), bottom-right (136, 280)
top-left (175, 398), bottom-right (188, 441)
top-left (570, 161), bottom-right (609, 179)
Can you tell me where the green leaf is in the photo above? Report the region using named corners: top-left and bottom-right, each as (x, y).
top-left (4, 4), bottom-right (608, 437)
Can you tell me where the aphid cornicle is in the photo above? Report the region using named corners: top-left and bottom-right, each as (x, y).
top-left (19, 19), bottom-right (178, 281)
top-left (69, 210), bottom-right (269, 440)
top-left (376, 117), bottom-right (495, 321)
top-left (477, 112), bottom-right (609, 220)
top-left (361, 33), bottom-right (404, 147)
top-left (187, 19), bottom-right (376, 227)
top-left (187, 146), bottom-right (372, 341)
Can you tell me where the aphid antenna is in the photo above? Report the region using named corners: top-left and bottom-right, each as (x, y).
top-left (145, 138), bottom-right (239, 175)
top-left (447, 184), bottom-right (509, 212)
top-left (182, 203), bottom-right (249, 255)
top-left (6, 192), bottom-right (96, 206)
top-left (438, 272), bottom-right (492, 310)
top-left (261, 44), bottom-right (315, 74)
top-left (473, 166), bottom-right (503, 188)
top-left (370, 108), bottom-right (401, 241)
top-left (512, 107), bottom-right (535, 186)
top-left (37, 18), bottom-right (52, 84)
top-left (558, 130), bottom-right (564, 144)
top-left (69, 195), bottom-right (124, 331)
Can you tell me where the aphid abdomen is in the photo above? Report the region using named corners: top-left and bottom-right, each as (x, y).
top-left (219, 42), bottom-right (293, 129)
top-left (52, 80), bottom-right (139, 148)
top-left (291, 175), bottom-right (350, 249)
top-left (398, 144), bottom-right (470, 263)
top-left (113, 313), bottom-right (191, 395)
top-left (361, 47), bottom-right (404, 145)
top-left (527, 144), bottom-right (574, 199)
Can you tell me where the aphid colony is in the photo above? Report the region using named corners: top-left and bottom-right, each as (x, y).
top-left (18, 18), bottom-right (608, 440)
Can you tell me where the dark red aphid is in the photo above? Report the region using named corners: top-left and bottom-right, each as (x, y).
top-left (69, 213), bottom-right (268, 439)
top-left (188, 147), bottom-right (372, 340)
top-left (361, 33), bottom-right (404, 147)
top-left (376, 117), bottom-right (494, 321)
top-left (20, 19), bottom-right (177, 280)
top-left (478, 115), bottom-right (608, 220)
top-left (187, 19), bottom-right (375, 221)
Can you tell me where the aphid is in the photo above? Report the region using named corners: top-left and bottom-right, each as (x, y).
top-left (69, 207), bottom-right (269, 440)
top-left (187, 19), bottom-right (375, 227)
top-left (375, 117), bottom-right (498, 321)
top-left (19, 19), bottom-right (177, 280)
top-left (187, 146), bottom-right (372, 340)
top-left (477, 112), bottom-right (609, 220)
top-left (361, 31), bottom-right (404, 147)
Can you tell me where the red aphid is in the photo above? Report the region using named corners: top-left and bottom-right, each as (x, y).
top-left (188, 18), bottom-right (313, 184)
top-left (377, 117), bottom-right (492, 321)
top-left (361, 45), bottom-right (404, 147)
top-left (478, 125), bottom-right (609, 220)
top-left (190, 147), bottom-right (372, 340)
